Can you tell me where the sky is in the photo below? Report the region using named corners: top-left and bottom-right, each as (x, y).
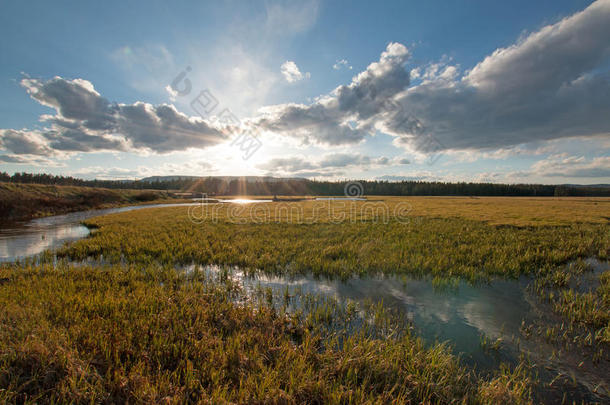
top-left (0, 0), bottom-right (609, 184)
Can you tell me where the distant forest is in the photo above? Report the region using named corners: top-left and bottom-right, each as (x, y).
top-left (1, 171), bottom-right (609, 197)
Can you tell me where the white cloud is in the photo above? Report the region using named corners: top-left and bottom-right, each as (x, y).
top-left (531, 154), bottom-right (610, 178)
top-left (257, 153), bottom-right (409, 177)
top-left (4, 1), bottom-right (610, 177)
top-left (280, 61), bottom-right (310, 83)
top-left (333, 59), bottom-right (352, 70)
top-left (252, 42), bottom-right (410, 146)
top-left (0, 76), bottom-right (230, 158)
top-left (385, 0), bottom-right (610, 152)
top-left (251, 1), bottom-right (610, 154)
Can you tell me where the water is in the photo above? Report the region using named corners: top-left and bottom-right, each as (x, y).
top-left (201, 264), bottom-right (609, 402)
top-left (0, 203), bottom-right (199, 262)
top-left (198, 266), bottom-right (530, 369)
top-left (315, 197), bottom-right (366, 201)
top-left (217, 198), bottom-right (273, 203)
top-left (0, 199), bottom-right (276, 262)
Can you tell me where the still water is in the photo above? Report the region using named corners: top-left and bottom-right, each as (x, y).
top-left (200, 262), bottom-right (609, 402)
top-left (0, 203), bottom-right (198, 262)
top-left (0, 200), bottom-right (275, 262)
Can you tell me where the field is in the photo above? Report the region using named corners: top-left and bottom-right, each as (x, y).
top-left (0, 182), bottom-right (189, 222)
top-left (63, 197), bottom-right (609, 280)
top-left (1, 196), bottom-right (609, 403)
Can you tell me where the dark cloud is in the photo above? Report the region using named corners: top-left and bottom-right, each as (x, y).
top-left (116, 102), bottom-right (226, 153)
top-left (251, 1), bottom-right (610, 152)
top-left (44, 128), bottom-right (127, 152)
top-left (22, 77), bottom-right (116, 131)
top-left (253, 102), bottom-right (368, 145)
top-left (385, 0), bottom-right (610, 151)
top-left (0, 151), bottom-right (62, 166)
top-left (1, 77), bottom-right (228, 157)
top-left (0, 129), bottom-right (52, 155)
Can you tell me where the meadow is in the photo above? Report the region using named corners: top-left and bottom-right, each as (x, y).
top-left (62, 197), bottom-right (609, 280)
top-left (1, 196), bottom-right (609, 403)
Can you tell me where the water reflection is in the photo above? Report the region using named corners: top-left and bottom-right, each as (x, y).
top-left (192, 263), bottom-right (608, 403)
top-left (0, 203), bottom-right (198, 262)
top-left (217, 198), bottom-right (273, 204)
top-left (210, 268), bottom-right (530, 369)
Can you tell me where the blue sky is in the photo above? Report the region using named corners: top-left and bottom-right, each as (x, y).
top-left (0, 0), bottom-right (609, 183)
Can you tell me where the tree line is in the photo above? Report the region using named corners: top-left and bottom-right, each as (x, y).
top-left (1, 171), bottom-right (609, 197)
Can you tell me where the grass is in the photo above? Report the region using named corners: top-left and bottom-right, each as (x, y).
top-left (0, 182), bottom-right (190, 222)
top-left (61, 199), bottom-right (609, 281)
top-left (212, 196), bottom-right (610, 226)
top-left (0, 263), bottom-right (533, 404)
top-left (2, 196), bottom-right (608, 403)
top-left (532, 259), bottom-right (610, 351)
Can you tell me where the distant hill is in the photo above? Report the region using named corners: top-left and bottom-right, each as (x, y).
top-left (2, 172), bottom-right (610, 197)
top-left (141, 175), bottom-right (304, 183)
top-left (561, 184), bottom-right (610, 188)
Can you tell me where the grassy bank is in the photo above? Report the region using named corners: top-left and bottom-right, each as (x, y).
top-left (0, 263), bottom-right (533, 404)
top-left (0, 182), bottom-right (189, 222)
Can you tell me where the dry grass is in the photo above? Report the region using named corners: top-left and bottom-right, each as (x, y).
top-left (0, 182), bottom-right (189, 221)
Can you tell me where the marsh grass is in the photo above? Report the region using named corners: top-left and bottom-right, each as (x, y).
top-left (0, 263), bottom-right (534, 404)
top-left (3, 197), bottom-right (608, 403)
top-left (60, 202), bottom-right (608, 281)
top-left (532, 259), bottom-right (610, 351)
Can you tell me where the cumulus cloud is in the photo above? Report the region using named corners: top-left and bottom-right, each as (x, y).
top-left (0, 129), bottom-right (54, 155)
top-left (0, 76), bottom-right (229, 158)
top-left (4, 1), bottom-right (610, 172)
top-left (385, 0), bottom-right (610, 152)
top-left (280, 61), bottom-right (310, 83)
top-left (0, 153), bottom-right (62, 166)
top-left (251, 1), bottom-right (610, 153)
top-left (252, 42), bottom-right (410, 145)
top-left (531, 154), bottom-right (610, 178)
top-left (257, 152), bottom-right (409, 177)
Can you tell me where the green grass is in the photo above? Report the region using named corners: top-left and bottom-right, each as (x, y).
top-left (533, 259), bottom-right (610, 350)
top-left (2, 197), bottom-right (608, 403)
top-left (0, 263), bottom-right (533, 404)
top-left (61, 202), bottom-right (609, 281)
